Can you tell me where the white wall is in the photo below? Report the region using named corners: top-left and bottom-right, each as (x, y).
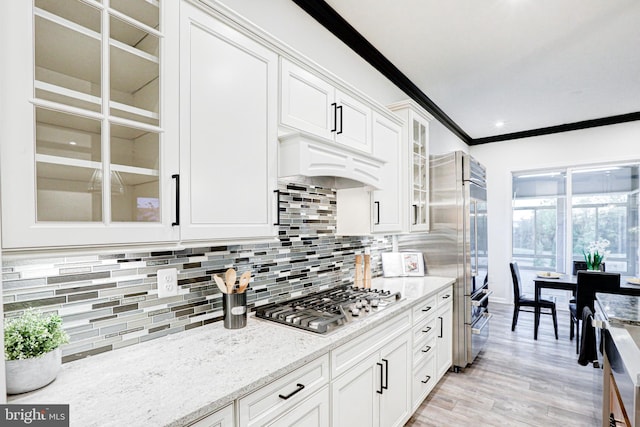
top-left (470, 120), bottom-right (640, 303)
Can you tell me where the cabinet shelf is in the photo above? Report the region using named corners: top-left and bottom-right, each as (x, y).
top-left (36, 156), bottom-right (158, 190)
top-left (35, 6), bottom-right (159, 100)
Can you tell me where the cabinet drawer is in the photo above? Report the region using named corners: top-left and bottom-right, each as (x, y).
top-left (413, 335), bottom-right (436, 366)
top-left (412, 295), bottom-right (437, 325)
top-left (238, 354), bottom-right (330, 427)
top-left (188, 403), bottom-right (234, 427)
top-left (331, 310), bottom-right (411, 378)
top-left (412, 353), bottom-right (436, 410)
top-left (437, 286), bottom-right (453, 307)
top-left (412, 316), bottom-right (436, 350)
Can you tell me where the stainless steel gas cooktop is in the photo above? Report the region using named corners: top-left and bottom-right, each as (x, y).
top-left (254, 285), bottom-right (402, 334)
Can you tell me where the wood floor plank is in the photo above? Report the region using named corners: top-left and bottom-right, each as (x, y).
top-left (405, 302), bottom-right (602, 426)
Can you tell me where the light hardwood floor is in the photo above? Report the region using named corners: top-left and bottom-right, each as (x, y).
top-left (406, 302), bottom-right (603, 427)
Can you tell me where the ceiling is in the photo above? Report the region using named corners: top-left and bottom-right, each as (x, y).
top-left (294, 0), bottom-right (640, 145)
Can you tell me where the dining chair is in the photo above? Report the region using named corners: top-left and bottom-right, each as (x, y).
top-left (509, 262), bottom-right (558, 339)
top-left (572, 260), bottom-right (605, 275)
top-left (569, 271), bottom-right (620, 353)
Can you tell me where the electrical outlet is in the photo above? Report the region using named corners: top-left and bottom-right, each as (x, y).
top-left (157, 268), bottom-right (178, 298)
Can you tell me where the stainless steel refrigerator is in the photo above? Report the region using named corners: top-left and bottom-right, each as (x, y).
top-left (397, 151), bottom-right (491, 371)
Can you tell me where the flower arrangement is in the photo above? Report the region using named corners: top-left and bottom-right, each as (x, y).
top-left (583, 238), bottom-right (610, 271)
top-left (4, 308), bottom-right (68, 361)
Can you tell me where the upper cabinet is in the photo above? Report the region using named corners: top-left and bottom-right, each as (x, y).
top-left (0, 0), bottom-right (180, 249)
top-left (280, 59), bottom-right (373, 154)
top-left (371, 113), bottom-right (403, 234)
top-left (388, 101), bottom-right (434, 233)
top-left (179, 1), bottom-right (278, 241)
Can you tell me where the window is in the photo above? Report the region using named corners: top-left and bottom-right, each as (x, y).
top-left (512, 164), bottom-right (639, 301)
top-left (512, 164), bottom-right (639, 287)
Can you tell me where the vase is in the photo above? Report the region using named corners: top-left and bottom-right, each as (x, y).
top-left (5, 347), bottom-right (62, 394)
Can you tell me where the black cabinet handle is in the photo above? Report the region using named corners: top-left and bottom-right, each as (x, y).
top-left (273, 190), bottom-right (281, 226)
top-left (421, 345), bottom-right (431, 353)
top-left (376, 362), bottom-right (384, 394)
top-left (382, 358), bottom-right (389, 390)
top-left (278, 383), bottom-right (305, 400)
top-left (422, 326), bottom-right (432, 334)
top-left (442, 294), bottom-right (451, 299)
top-left (331, 103), bottom-right (337, 132)
top-left (374, 201), bottom-right (380, 225)
top-left (337, 105), bottom-right (343, 134)
top-left (422, 306), bottom-right (432, 313)
top-left (413, 204), bottom-right (418, 225)
top-left (172, 174), bottom-right (180, 226)
top-left (421, 375), bottom-right (431, 384)
top-left (438, 316), bottom-right (444, 338)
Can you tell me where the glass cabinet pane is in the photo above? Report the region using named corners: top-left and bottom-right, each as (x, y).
top-left (110, 15), bottom-right (159, 126)
top-left (110, 0), bottom-right (160, 30)
top-left (35, 108), bottom-right (102, 222)
top-left (110, 124), bottom-right (160, 222)
top-left (34, 0), bottom-right (101, 112)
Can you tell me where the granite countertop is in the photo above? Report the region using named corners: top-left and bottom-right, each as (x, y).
top-left (596, 292), bottom-right (640, 327)
top-left (9, 276), bottom-right (455, 427)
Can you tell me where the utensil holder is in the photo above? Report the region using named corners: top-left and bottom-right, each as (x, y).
top-left (223, 292), bottom-right (247, 329)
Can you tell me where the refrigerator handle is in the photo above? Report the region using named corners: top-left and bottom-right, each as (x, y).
top-left (474, 201), bottom-right (479, 277)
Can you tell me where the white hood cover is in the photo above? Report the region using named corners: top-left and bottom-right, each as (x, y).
top-left (278, 132), bottom-right (385, 190)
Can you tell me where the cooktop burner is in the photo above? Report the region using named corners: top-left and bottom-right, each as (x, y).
top-left (255, 285), bottom-right (402, 334)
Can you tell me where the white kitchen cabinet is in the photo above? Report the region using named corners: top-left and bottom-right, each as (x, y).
top-left (280, 59), bottom-right (372, 154)
top-left (410, 285), bottom-right (453, 410)
top-left (179, 2), bottom-right (278, 241)
top-left (188, 403), bottom-right (234, 427)
top-left (265, 386), bottom-right (329, 427)
top-left (435, 287), bottom-right (454, 380)
top-left (0, 0), bottom-right (180, 248)
top-left (388, 100), bottom-right (434, 233)
top-left (371, 112), bottom-right (403, 233)
top-left (331, 313), bottom-right (411, 427)
top-left (238, 355), bottom-right (329, 427)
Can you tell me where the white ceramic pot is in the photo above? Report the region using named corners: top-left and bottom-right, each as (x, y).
top-left (5, 347), bottom-right (62, 394)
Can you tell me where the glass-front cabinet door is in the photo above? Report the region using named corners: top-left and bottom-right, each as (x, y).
top-left (411, 116), bottom-right (429, 232)
top-left (1, 0), bottom-right (179, 248)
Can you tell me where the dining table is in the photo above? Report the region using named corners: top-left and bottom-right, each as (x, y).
top-left (533, 273), bottom-right (640, 340)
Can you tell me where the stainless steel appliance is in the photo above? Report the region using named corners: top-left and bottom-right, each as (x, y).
top-left (255, 286), bottom-right (402, 334)
top-left (397, 151), bottom-right (491, 370)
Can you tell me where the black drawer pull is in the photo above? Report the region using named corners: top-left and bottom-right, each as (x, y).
top-left (331, 103), bottom-right (337, 132)
top-left (422, 326), bottom-right (432, 333)
top-left (172, 174), bottom-right (180, 226)
top-left (421, 345), bottom-right (432, 353)
top-left (421, 375), bottom-right (431, 384)
top-left (278, 383), bottom-right (305, 400)
top-left (273, 190), bottom-right (281, 226)
top-left (442, 294), bottom-right (451, 299)
top-left (422, 306), bottom-right (432, 312)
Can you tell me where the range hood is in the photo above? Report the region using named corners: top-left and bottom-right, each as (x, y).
top-left (278, 132), bottom-right (385, 190)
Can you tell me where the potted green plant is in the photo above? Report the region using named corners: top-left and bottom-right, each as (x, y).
top-left (4, 308), bottom-right (69, 394)
top-left (583, 238), bottom-right (610, 271)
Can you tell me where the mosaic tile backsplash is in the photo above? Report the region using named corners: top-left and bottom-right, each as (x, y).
top-left (2, 182), bottom-right (392, 363)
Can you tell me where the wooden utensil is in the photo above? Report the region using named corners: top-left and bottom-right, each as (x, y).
top-left (225, 268), bottom-right (237, 294)
top-left (214, 275), bottom-right (227, 294)
top-left (237, 271), bottom-right (251, 293)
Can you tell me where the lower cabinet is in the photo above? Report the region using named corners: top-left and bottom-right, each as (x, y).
top-left (265, 386), bottom-right (330, 427)
top-left (435, 288), bottom-right (454, 380)
top-left (331, 332), bottom-right (411, 427)
top-left (201, 286), bottom-right (453, 427)
top-left (410, 285), bottom-right (453, 410)
top-left (188, 404), bottom-right (234, 427)
top-left (238, 355), bottom-right (330, 427)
